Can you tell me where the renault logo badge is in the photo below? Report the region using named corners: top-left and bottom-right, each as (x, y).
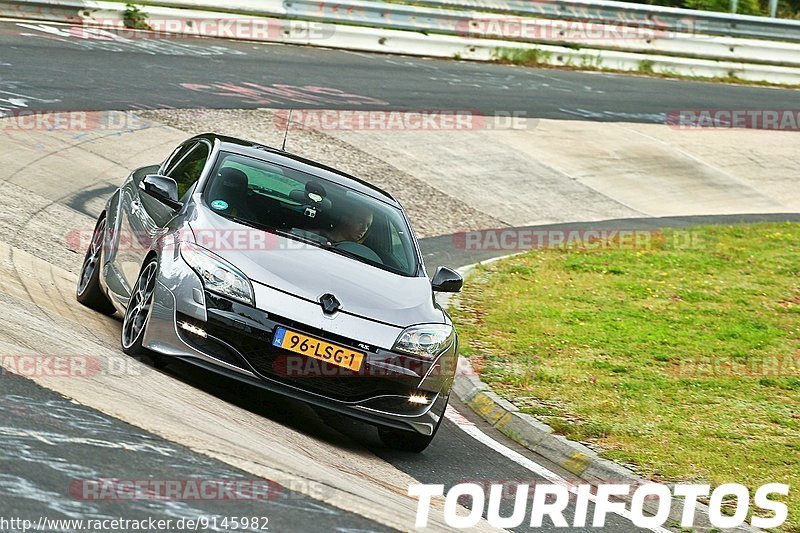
top-left (319, 293), bottom-right (341, 315)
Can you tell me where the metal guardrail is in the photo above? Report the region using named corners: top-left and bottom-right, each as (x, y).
top-left (7, 0), bottom-right (800, 55)
top-left (275, 0), bottom-right (800, 67)
top-left (386, 0), bottom-right (800, 43)
top-left (130, 0), bottom-right (800, 67)
top-left (140, 0), bottom-right (800, 45)
top-left (3, 0), bottom-right (800, 83)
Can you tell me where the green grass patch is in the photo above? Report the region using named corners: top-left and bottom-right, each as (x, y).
top-left (123, 3), bottom-right (151, 31)
top-left (492, 47), bottom-right (552, 66)
top-left (638, 59), bottom-right (656, 74)
top-left (452, 223), bottom-right (800, 529)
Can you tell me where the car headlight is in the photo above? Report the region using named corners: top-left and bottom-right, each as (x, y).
top-left (180, 242), bottom-right (254, 305)
top-left (393, 324), bottom-right (454, 358)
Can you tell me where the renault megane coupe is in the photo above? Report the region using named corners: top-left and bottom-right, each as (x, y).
top-left (76, 133), bottom-right (463, 452)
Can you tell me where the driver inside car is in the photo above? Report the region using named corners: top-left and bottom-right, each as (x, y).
top-left (322, 203), bottom-right (374, 244)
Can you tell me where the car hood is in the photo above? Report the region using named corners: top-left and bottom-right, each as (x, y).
top-left (188, 211), bottom-right (443, 327)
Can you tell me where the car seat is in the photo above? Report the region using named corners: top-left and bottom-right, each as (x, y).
top-left (207, 167), bottom-right (255, 219)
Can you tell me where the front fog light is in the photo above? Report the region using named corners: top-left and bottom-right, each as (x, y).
top-left (393, 324), bottom-right (454, 358)
top-left (180, 321), bottom-right (207, 338)
top-left (408, 394), bottom-right (430, 405)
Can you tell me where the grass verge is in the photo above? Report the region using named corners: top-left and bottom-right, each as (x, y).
top-left (452, 223), bottom-right (799, 529)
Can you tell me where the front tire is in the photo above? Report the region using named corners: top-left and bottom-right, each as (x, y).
top-left (76, 215), bottom-right (116, 315)
top-left (121, 259), bottom-right (158, 356)
top-left (378, 402), bottom-right (446, 453)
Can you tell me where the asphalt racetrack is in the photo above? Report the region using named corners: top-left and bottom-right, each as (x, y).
top-left (1, 18), bottom-right (797, 533)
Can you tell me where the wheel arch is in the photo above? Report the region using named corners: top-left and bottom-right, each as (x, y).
top-left (101, 188), bottom-right (123, 266)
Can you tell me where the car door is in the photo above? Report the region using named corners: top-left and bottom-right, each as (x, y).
top-left (118, 141), bottom-right (210, 300)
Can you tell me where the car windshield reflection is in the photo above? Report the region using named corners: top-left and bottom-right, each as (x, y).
top-left (203, 152), bottom-right (420, 276)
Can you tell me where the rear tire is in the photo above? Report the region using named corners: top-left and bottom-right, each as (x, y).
top-left (76, 215), bottom-right (116, 315)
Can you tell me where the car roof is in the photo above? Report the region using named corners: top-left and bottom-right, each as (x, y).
top-left (192, 133), bottom-right (401, 207)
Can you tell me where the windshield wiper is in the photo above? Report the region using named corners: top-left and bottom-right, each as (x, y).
top-left (228, 216), bottom-right (290, 239)
top-left (227, 216), bottom-right (321, 247)
top-left (320, 242), bottom-right (376, 264)
top-left (229, 216), bottom-right (274, 232)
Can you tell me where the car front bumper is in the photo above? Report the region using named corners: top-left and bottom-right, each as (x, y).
top-left (141, 251), bottom-right (455, 436)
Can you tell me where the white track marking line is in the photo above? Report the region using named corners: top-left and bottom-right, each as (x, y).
top-left (3, 18), bottom-right (71, 26)
top-left (445, 406), bottom-right (671, 533)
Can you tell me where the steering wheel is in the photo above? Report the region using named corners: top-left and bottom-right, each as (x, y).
top-left (334, 241), bottom-right (383, 264)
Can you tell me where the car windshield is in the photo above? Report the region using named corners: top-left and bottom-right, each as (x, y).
top-left (202, 151), bottom-right (421, 276)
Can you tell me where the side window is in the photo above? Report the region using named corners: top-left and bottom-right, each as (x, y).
top-left (168, 143), bottom-right (210, 198)
top-left (162, 143), bottom-right (193, 175)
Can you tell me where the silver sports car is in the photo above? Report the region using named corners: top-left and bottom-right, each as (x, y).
top-left (76, 133), bottom-right (463, 452)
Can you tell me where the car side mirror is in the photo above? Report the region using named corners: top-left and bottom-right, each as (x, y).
top-left (431, 266), bottom-right (463, 293)
top-left (141, 174), bottom-right (182, 209)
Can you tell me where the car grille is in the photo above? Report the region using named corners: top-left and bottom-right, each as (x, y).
top-left (179, 311), bottom-right (417, 403)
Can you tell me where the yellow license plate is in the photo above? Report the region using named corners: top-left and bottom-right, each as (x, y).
top-left (272, 327), bottom-right (364, 372)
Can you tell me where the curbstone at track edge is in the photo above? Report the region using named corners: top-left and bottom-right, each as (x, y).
top-left (452, 356), bottom-right (487, 403)
top-left (454, 354), bottom-right (641, 485)
top-left (442, 255), bottom-right (760, 532)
